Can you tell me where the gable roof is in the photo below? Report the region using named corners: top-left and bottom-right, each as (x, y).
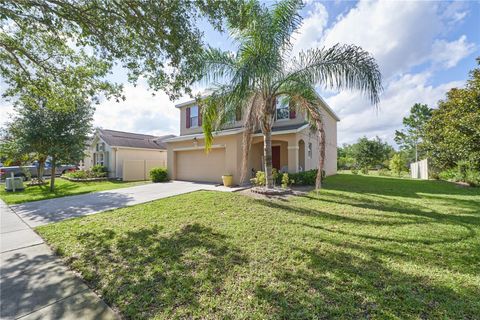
top-left (97, 129), bottom-right (175, 150)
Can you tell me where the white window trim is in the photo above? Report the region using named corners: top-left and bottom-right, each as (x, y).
top-left (190, 106), bottom-right (199, 128)
top-left (275, 97), bottom-right (289, 121)
top-left (96, 153), bottom-right (105, 166)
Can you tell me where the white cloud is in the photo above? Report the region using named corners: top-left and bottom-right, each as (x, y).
top-left (94, 81), bottom-right (181, 137)
top-left (441, 1), bottom-right (469, 25)
top-left (322, 1), bottom-right (443, 78)
top-left (294, 0), bottom-right (476, 146)
top-left (327, 72), bottom-right (464, 146)
top-left (295, 0), bottom-right (475, 78)
top-left (291, 2), bottom-right (328, 55)
top-left (431, 35), bottom-right (476, 69)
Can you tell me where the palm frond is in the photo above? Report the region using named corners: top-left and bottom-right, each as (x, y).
top-left (198, 47), bottom-right (237, 84)
top-left (282, 44), bottom-right (383, 106)
top-left (270, 0), bottom-right (304, 50)
top-left (200, 84), bottom-right (253, 151)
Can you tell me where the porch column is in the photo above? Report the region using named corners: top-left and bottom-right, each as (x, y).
top-left (287, 145), bottom-right (299, 173)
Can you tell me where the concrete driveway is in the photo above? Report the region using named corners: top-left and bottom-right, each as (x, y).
top-left (12, 181), bottom-right (243, 227)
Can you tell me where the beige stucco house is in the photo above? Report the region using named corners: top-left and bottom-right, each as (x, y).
top-left (83, 129), bottom-right (174, 180)
top-left (165, 96), bottom-right (339, 185)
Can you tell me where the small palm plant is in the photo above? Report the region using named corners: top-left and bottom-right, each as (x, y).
top-left (199, 0), bottom-right (382, 189)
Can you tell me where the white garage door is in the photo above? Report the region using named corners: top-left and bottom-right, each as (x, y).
top-left (175, 148), bottom-right (226, 183)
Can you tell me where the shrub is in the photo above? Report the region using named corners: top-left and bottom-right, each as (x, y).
top-left (438, 169), bottom-right (456, 181)
top-left (150, 167), bottom-right (168, 183)
top-left (289, 169), bottom-right (324, 186)
top-left (465, 170), bottom-right (480, 186)
top-left (378, 168), bottom-right (390, 176)
top-left (360, 167), bottom-right (369, 175)
top-left (251, 171), bottom-right (266, 186)
top-left (64, 169), bottom-right (107, 179)
top-left (281, 173), bottom-right (290, 189)
top-left (351, 168), bottom-right (359, 175)
top-left (439, 161), bottom-right (480, 187)
top-left (91, 165), bottom-right (108, 176)
top-left (389, 153), bottom-right (406, 176)
top-left (272, 168), bottom-right (280, 186)
top-left (66, 170), bottom-right (88, 179)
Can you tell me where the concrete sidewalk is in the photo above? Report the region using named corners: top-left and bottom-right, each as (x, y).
top-left (0, 200), bottom-right (117, 319)
top-left (12, 180), bottom-right (244, 228)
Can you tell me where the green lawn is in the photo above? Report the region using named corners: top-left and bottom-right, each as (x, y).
top-left (37, 174), bottom-right (480, 319)
top-left (0, 178), bottom-right (148, 204)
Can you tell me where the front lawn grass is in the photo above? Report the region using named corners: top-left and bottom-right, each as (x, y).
top-left (0, 178), bottom-right (148, 204)
top-left (37, 174), bottom-right (480, 319)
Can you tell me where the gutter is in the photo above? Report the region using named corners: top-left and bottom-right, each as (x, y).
top-left (109, 146), bottom-right (167, 151)
top-left (165, 124), bottom-right (309, 143)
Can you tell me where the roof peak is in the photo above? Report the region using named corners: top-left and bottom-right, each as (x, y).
top-left (95, 128), bottom-right (176, 150)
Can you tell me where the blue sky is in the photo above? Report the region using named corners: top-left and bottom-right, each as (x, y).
top-left (2, 0), bottom-right (479, 147)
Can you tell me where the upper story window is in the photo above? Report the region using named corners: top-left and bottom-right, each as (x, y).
top-left (276, 97), bottom-right (289, 120)
top-left (227, 112), bottom-right (236, 124)
top-left (96, 142), bottom-right (105, 152)
top-left (190, 105), bottom-right (199, 128)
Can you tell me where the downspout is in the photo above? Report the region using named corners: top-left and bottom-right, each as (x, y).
top-left (113, 147), bottom-right (118, 179)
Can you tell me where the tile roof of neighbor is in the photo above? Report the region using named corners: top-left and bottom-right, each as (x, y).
top-left (98, 129), bottom-right (175, 150)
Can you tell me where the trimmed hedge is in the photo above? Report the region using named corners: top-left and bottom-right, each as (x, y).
top-left (64, 169), bottom-right (107, 179)
top-left (150, 167), bottom-right (168, 183)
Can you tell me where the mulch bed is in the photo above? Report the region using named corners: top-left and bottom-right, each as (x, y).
top-left (250, 187), bottom-right (293, 195)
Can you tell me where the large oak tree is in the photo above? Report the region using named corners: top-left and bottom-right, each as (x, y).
top-left (1, 0), bottom-right (245, 100)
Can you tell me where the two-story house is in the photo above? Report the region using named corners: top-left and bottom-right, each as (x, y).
top-left (165, 96), bottom-right (339, 185)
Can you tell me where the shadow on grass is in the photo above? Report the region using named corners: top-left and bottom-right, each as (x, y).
top-left (69, 223), bottom-right (247, 318)
top-left (300, 192), bottom-right (480, 226)
top-left (254, 248), bottom-right (479, 319)
top-left (323, 174), bottom-right (480, 199)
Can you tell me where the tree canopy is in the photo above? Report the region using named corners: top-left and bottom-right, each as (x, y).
top-left (394, 103), bottom-right (432, 163)
top-left (351, 137), bottom-right (393, 173)
top-left (1, 0), bottom-right (245, 100)
top-left (338, 137), bottom-right (393, 171)
top-left (424, 58), bottom-right (480, 170)
top-left (6, 96), bottom-right (94, 191)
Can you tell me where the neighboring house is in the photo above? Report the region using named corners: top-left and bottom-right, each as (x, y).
top-left (165, 96), bottom-right (339, 184)
top-left (84, 129), bottom-right (175, 180)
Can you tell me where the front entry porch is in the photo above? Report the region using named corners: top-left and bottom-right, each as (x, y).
top-left (249, 135), bottom-right (308, 178)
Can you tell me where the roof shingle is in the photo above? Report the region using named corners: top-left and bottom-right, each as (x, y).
top-left (98, 129), bottom-right (175, 150)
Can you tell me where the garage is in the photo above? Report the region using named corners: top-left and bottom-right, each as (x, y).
top-left (175, 148), bottom-right (226, 183)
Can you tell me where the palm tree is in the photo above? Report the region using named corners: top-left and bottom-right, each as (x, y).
top-left (199, 0), bottom-right (382, 189)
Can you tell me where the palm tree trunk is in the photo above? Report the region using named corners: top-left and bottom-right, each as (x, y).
top-left (50, 156), bottom-right (56, 192)
top-left (263, 128), bottom-right (274, 188)
top-left (315, 120), bottom-right (326, 189)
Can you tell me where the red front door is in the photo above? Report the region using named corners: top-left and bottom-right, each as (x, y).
top-left (272, 146), bottom-right (281, 170)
